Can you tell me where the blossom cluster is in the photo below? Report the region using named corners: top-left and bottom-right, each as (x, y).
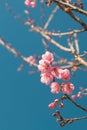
top-left (24, 0), bottom-right (36, 8)
top-left (38, 51), bottom-right (75, 95)
top-left (25, 51), bottom-right (75, 109)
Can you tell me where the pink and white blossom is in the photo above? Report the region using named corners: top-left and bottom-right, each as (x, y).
top-left (51, 66), bottom-right (62, 79)
top-left (42, 51), bottom-right (54, 64)
top-left (60, 69), bottom-right (70, 81)
top-left (62, 82), bottom-right (74, 95)
top-left (50, 82), bottom-right (60, 94)
top-left (40, 72), bottom-right (53, 85)
top-left (38, 59), bottom-right (50, 72)
top-left (24, 0), bottom-right (36, 8)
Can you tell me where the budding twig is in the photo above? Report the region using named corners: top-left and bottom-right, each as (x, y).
top-left (0, 38), bottom-right (38, 67)
top-left (44, 6), bottom-right (59, 29)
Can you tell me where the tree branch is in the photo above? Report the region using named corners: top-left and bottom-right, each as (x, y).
top-left (52, 0), bottom-right (87, 29)
top-left (65, 94), bottom-right (87, 112)
top-left (0, 37), bottom-right (38, 67)
top-left (53, 0), bottom-right (87, 16)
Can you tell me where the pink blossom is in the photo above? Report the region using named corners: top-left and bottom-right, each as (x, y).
top-left (24, 0), bottom-right (36, 8)
top-left (40, 72), bottom-right (53, 85)
top-left (30, 1), bottom-right (36, 8)
top-left (50, 82), bottom-right (60, 94)
top-left (38, 51), bottom-right (54, 74)
top-left (62, 83), bottom-right (74, 95)
top-left (38, 59), bottom-right (50, 72)
top-left (42, 51), bottom-right (54, 64)
top-left (25, 56), bottom-right (36, 65)
top-left (60, 69), bottom-right (70, 81)
top-left (51, 66), bottom-right (62, 79)
top-left (48, 102), bottom-right (56, 109)
top-left (24, 0), bottom-right (31, 6)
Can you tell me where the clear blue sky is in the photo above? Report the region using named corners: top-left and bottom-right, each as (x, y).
top-left (0, 0), bottom-right (87, 130)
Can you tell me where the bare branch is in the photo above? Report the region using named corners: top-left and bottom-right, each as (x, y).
top-left (65, 94), bottom-right (87, 112)
top-left (52, 0), bottom-right (87, 29)
top-left (0, 38), bottom-right (38, 67)
top-left (53, 0), bottom-right (87, 16)
top-left (44, 28), bottom-right (86, 37)
top-left (69, 43), bottom-right (87, 67)
top-left (25, 22), bottom-right (71, 52)
top-left (44, 6), bottom-right (59, 29)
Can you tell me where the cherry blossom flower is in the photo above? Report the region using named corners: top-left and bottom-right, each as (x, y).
top-left (40, 72), bottom-right (53, 85)
top-left (51, 66), bottom-right (62, 79)
top-left (50, 82), bottom-right (60, 94)
top-left (38, 59), bottom-right (50, 72)
top-left (38, 51), bottom-right (54, 73)
top-left (60, 69), bottom-right (70, 81)
top-left (42, 51), bottom-right (54, 64)
top-left (62, 82), bottom-right (75, 95)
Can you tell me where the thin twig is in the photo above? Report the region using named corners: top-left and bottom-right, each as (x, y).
top-left (65, 94), bottom-right (87, 112)
top-left (44, 6), bottom-right (59, 29)
top-left (67, 115), bottom-right (87, 121)
top-left (25, 22), bottom-right (71, 52)
top-left (0, 38), bottom-right (38, 67)
top-left (73, 33), bottom-right (79, 54)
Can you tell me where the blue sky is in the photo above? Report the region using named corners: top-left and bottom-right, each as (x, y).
top-left (0, 0), bottom-right (87, 130)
